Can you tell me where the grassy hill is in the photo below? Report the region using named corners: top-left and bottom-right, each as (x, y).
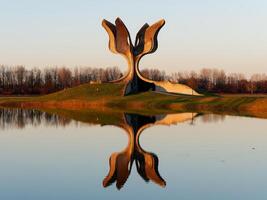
top-left (0, 83), bottom-right (267, 118)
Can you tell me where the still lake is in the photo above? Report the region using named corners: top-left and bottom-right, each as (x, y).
top-left (0, 109), bottom-right (267, 200)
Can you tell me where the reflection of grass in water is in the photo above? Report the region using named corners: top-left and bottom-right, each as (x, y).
top-left (40, 108), bottom-right (124, 126)
top-left (0, 83), bottom-right (267, 119)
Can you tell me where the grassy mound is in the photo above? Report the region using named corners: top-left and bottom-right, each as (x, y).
top-left (0, 82), bottom-right (267, 119)
top-left (38, 83), bottom-right (125, 101)
top-left (0, 83), bottom-right (124, 103)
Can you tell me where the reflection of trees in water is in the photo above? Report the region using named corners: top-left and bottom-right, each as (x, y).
top-left (0, 108), bottom-right (72, 129)
top-left (201, 114), bottom-right (226, 123)
top-left (0, 108), bottom-right (200, 189)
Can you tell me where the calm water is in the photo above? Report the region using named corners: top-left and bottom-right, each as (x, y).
top-left (0, 109), bottom-right (267, 199)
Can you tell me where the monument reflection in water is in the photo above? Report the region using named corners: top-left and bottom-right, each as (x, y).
top-left (0, 108), bottom-right (198, 189)
top-left (102, 112), bottom-right (197, 189)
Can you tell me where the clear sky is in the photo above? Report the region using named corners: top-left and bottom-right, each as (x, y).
top-left (0, 0), bottom-right (267, 75)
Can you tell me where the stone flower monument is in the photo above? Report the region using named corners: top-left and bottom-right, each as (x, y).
top-left (102, 18), bottom-right (200, 96)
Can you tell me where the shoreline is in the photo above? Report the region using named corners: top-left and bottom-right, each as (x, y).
top-left (0, 83), bottom-right (267, 119)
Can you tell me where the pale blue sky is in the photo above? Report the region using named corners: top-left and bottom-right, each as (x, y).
top-left (0, 0), bottom-right (267, 75)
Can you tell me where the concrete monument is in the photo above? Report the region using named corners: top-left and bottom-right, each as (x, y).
top-left (102, 18), bottom-right (200, 96)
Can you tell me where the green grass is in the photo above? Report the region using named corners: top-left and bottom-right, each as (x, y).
top-left (37, 83), bottom-right (125, 101)
top-left (0, 83), bottom-right (124, 102)
top-left (0, 82), bottom-right (267, 119)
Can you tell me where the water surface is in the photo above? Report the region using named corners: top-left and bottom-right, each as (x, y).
top-left (0, 109), bottom-right (267, 199)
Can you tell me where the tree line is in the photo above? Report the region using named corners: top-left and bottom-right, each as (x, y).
top-left (0, 65), bottom-right (266, 95)
top-left (0, 65), bottom-right (122, 95)
top-left (142, 68), bottom-right (267, 94)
